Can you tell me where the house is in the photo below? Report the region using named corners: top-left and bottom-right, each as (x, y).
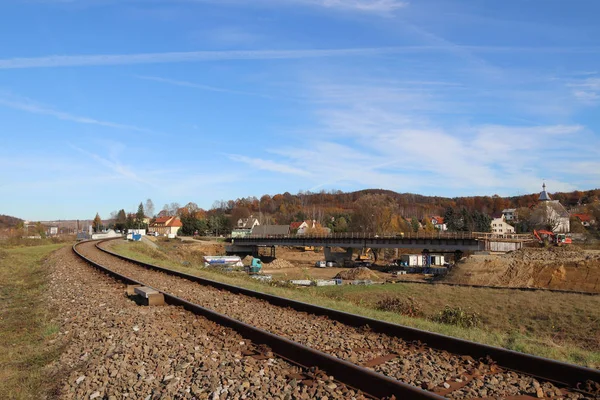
top-left (490, 216), bottom-right (515, 234)
top-left (533, 183), bottom-right (570, 233)
top-left (251, 225), bottom-right (290, 236)
top-left (572, 214), bottom-right (595, 227)
top-left (290, 220), bottom-right (318, 235)
top-left (502, 208), bottom-right (517, 222)
top-left (149, 216), bottom-right (183, 236)
top-left (237, 215), bottom-right (260, 230)
top-left (430, 216), bottom-right (447, 231)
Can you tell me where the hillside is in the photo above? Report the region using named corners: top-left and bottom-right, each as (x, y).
top-left (0, 215), bottom-right (23, 229)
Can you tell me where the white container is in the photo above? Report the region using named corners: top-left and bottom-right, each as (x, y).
top-left (400, 254), bottom-right (423, 266)
top-left (290, 280), bottom-right (314, 286)
top-left (315, 279), bottom-right (338, 286)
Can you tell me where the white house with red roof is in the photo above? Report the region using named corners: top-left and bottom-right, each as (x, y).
top-left (430, 216), bottom-right (447, 231)
top-left (149, 216), bottom-right (183, 236)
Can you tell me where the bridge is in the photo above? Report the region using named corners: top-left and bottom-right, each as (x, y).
top-left (225, 232), bottom-right (533, 262)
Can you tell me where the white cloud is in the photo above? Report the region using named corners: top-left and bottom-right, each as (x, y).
top-left (568, 77), bottom-right (600, 105)
top-left (3, 46), bottom-right (599, 70)
top-left (0, 96), bottom-right (150, 132)
top-left (226, 73), bottom-right (597, 195)
top-left (136, 75), bottom-right (279, 99)
top-left (227, 155), bottom-right (312, 176)
top-left (0, 48), bottom-right (405, 70)
top-left (302, 0), bottom-right (407, 12)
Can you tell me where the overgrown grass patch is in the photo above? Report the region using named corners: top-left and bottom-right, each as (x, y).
top-left (0, 242), bottom-right (67, 399)
top-left (109, 241), bottom-right (600, 368)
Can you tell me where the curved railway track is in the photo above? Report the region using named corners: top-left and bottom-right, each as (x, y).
top-left (74, 239), bottom-right (600, 399)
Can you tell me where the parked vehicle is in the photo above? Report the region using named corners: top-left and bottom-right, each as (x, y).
top-left (315, 260), bottom-right (327, 268)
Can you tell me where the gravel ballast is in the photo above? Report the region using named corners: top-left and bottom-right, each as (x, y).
top-left (48, 246), bottom-right (368, 399)
top-left (78, 241), bottom-right (593, 399)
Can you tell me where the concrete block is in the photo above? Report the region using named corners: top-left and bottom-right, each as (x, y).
top-left (134, 286), bottom-right (159, 298)
top-left (126, 284), bottom-right (142, 296)
top-left (147, 292), bottom-right (165, 306)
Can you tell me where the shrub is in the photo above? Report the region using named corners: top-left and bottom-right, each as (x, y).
top-left (375, 296), bottom-right (423, 318)
top-left (434, 306), bottom-right (481, 328)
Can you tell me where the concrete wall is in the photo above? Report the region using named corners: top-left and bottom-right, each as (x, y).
top-left (485, 241), bottom-right (522, 252)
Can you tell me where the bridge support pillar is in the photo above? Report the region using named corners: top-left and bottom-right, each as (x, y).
top-left (324, 247), bottom-right (353, 263)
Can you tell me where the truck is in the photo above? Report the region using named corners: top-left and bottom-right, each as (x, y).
top-left (246, 258), bottom-right (263, 275)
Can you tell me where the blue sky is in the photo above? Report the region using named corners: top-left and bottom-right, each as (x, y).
top-left (1, 0), bottom-right (599, 220)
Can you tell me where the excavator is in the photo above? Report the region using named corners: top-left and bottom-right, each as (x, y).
top-left (533, 230), bottom-right (572, 246)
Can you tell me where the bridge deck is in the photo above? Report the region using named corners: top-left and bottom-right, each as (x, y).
top-left (229, 232), bottom-right (494, 251)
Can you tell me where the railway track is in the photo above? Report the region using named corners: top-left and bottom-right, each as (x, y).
top-left (74, 239), bottom-right (600, 399)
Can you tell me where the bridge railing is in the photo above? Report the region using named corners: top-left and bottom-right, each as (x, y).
top-left (232, 231), bottom-right (481, 241)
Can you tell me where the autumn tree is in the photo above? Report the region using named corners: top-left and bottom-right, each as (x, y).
top-left (93, 213), bottom-right (102, 232)
top-left (231, 206), bottom-right (251, 226)
top-left (351, 194), bottom-right (398, 233)
top-left (410, 217), bottom-right (420, 232)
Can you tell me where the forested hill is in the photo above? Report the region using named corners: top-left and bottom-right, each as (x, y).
top-left (0, 215), bottom-right (23, 229)
top-left (210, 188), bottom-right (600, 224)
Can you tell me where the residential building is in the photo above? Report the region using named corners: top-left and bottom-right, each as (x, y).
top-left (237, 215), bottom-right (260, 230)
top-left (430, 216), bottom-right (447, 231)
top-left (572, 214), bottom-right (595, 227)
top-left (290, 220), bottom-right (318, 235)
top-left (149, 216), bottom-right (183, 236)
top-left (502, 208), bottom-right (517, 222)
top-left (491, 216), bottom-right (515, 234)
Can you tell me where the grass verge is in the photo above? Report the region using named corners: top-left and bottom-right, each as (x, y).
top-left (0, 242), bottom-right (67, 399)
top-left (109, 240), bottom-right (600, 368)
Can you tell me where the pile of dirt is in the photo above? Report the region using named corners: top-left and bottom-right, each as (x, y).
top-left (445, 247), bottom-right (600, 293)
top-left (335, 267), bottom-right (380, 280)
top-left (259, 258), bottom-right (296, 269)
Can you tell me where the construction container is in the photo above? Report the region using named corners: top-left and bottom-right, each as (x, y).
top-left (400, 254), bottom-right (423, 267)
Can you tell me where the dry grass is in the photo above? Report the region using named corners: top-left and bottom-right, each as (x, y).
top-left (0, 243), bottom-right (66, 399)
top-left (110, 241), bottom-right (600, 368)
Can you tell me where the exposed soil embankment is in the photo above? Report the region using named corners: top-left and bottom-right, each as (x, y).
top-left (445, 247), bottom-right (600, 293)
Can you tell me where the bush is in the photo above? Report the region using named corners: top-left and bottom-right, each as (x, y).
top-left (434, 306), bottom-right (481, 328)
top-left (375, 296), bottom-right (423, 318)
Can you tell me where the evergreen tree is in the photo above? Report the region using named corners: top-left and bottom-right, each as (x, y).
top-left (135, 203), bottom-right (146, 229)
top-left (115, 209), bottom-right (127, 231)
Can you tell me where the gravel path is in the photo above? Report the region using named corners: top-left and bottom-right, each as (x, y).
top-left (81, 241), bottom-right (593, 399)
top-left (48, 246), bottom-right (368, 399)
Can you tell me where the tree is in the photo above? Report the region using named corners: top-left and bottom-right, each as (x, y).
top-left (231, 206), bottom-right (251, 226)
top-left (145, 199), bottom-right (155, 218)
top-left (135, 203), bottom-right (146, 229)
top-left (180, 214), bottom-right (209, 236)
top-left (410, 217), bottom-right (420, 232)
top-left (423, 218), bottom-right (435, 232)
top-left (93, 213), bottom-right (102, 233)
top-left (115, 209), bottom-right (127, 231)
top-left (351, 194), bottom-right (398, 233)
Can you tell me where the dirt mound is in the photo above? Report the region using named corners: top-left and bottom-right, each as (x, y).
top-left (335, 267), bottom-right (379, 280)
top-left (446, 247), bottom-right (600, 292)
top-left (259, 258), bottom-right (296, 269)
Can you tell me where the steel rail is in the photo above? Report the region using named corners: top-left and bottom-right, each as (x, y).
top-left (94, 238), bottom-right (600, 391)
top-left (73, 241), bottom-right (442, 400)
